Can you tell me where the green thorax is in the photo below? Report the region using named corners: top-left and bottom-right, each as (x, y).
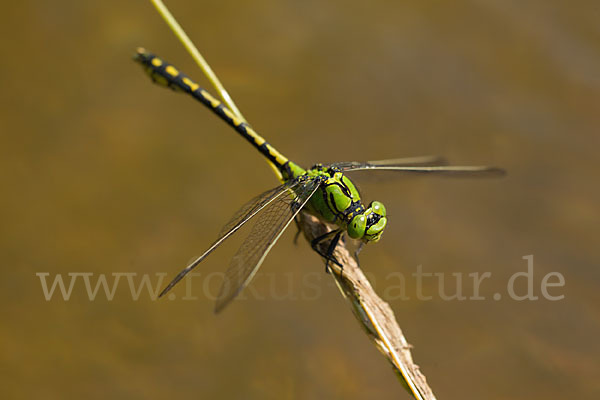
top-left (301, 164), bottom-right (364, 227)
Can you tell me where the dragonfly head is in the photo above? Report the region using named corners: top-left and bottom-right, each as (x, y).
top-left (348, 201), bottom-right (387, 243)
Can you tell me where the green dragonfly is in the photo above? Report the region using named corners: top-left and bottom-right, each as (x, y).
top-left (134, 48), bottom-right (504, 313)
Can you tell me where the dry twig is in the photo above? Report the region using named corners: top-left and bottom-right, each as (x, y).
top-left (299, 212), bottom-right (437, 400)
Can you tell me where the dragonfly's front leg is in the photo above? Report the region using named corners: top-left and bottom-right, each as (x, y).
top-left (354, 242), bottom-right (365, 267)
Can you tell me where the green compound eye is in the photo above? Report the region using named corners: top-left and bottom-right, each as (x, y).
top-left (362, 201), bottom-right (387, 243)
top-left (365, 216), bottom-right (387, 243)
top-left (370, 201), bottom-right (386, 217)
top-left (348, 214), bottom-right (366, 239)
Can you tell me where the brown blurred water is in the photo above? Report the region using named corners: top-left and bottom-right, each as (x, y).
top-left (1, 1), bottom-right (599, 399)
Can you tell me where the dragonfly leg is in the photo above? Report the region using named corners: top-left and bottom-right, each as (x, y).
top-left (354, 242), bottom-right (365, 267)
top-left (293, 216), bottom-right (302, 245)
top-left (310, 230), bottom-right (343, 272)
top-left (323, 231), bottom-right (343, 274)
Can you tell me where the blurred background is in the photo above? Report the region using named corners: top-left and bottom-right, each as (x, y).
top-left (1, 0), bottom-right (599, 399)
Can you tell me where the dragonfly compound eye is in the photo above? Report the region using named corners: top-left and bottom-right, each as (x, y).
top-left (363, 201), bottom-right (387, 243)
top-left (365, 217), bottom-right (387, 243)
top-left (369, 201), bottom-right (386, 217)
top-left (348, 214), bottom-right (367, 239)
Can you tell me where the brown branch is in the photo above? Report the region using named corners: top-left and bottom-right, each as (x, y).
top-left (298, 212), bottom-right (437, 400)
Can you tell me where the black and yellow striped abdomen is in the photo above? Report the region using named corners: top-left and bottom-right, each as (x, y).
top-left (134, 48), bottom-right (304, 181)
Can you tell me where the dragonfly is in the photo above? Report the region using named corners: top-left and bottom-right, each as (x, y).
top-left (134, 48), bottom-right (504, 313)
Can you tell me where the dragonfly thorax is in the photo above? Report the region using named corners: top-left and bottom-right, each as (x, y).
top-left (305, 165), bottom-right (387, 243)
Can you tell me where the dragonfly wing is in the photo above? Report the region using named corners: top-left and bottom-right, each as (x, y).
top-left (214, 178), bottom-right (321, 313)
top-left (216, 181), bottom-right (296, 236)
top-left (331, 156), bottom-right (448, 171)
top-left (159, 180), bottom-right (303, 298)
top-left (330, 162), bottom-right (505, 178)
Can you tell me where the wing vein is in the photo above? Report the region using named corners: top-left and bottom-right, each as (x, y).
top-left (159, 180), bottom-right (302, 298)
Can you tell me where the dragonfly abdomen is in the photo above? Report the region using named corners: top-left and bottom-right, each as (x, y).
top-left (134, 48), bottom-right (305, 180)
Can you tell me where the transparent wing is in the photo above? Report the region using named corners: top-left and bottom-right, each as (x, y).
top-left (159, 179), bottom-right (304, 298)
top-left (330, 159), bottom-right (505, 178)
top-left (214, 178), bottom-right (321, 313)
top-left (216, 182), bottom-right (294, 237)
top-left (331, 156), bottom-right (448, 170)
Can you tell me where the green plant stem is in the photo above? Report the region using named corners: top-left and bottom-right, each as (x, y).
top-left (149, 0), bottom-right (246, 122)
